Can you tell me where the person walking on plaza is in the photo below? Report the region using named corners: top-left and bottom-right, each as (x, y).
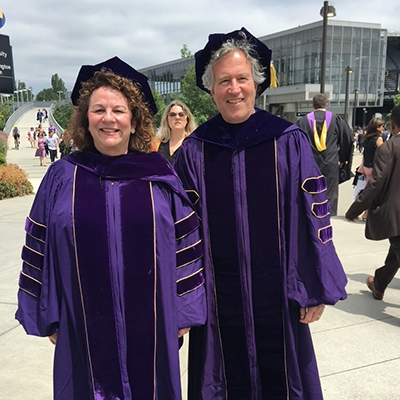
top-left (357, 117), bottom-right (384, 220)
top-left (16, 57), bottom-right (206, 400)
top-left (27, 127), bottom-right (35, 148)
top-left (346, 106), bottom-right (400, 301)
top-left (35, 131), bottom-right (47, 166)
top-left (175, 27), bottom-right (347, 400)
top-left (297, 93), bottom-right (353, 216)
top-left (12, 126), bottom-right (20, 149)
top-left (46, 130), bottom-right (58, 163)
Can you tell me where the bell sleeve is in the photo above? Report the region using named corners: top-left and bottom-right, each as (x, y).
top-left (172, 190), bottom-right (206, 330)
top-left (278, 129), bottom-right (348, 308)
top-left (15, 167), bottom-right (62, 337)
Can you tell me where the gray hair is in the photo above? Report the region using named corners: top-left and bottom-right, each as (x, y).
top-left (202, 37), bottom-right (266, 92)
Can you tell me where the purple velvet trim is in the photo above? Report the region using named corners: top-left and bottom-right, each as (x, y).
top-left (67, 150), bottom-right (174, 181)
top-left (302, 176), bottom-right (327, 194)
top-left (176, 241), bottom-right (203, 269)
top-left (319, 225), bottom-right (333, 244)
top-left (120, 180), bottom-right (155, 400)
top-left (25, 217), bottom-right (46, 242)
top-left (175, 212), bottom-right (200, 240)
top-left (19, 272), bottom-right (41, 298)
top-left (177, 270), bottom-right (205, 296)
top-left (312, 201), bottom-right (331, 218)
top-left (307, 110), bottom-right (333, 131)
top-left (22, 261), bottom-right (42, 281)
top-left (245, 141), bottom-right (286, 397)
top-left (204, 143), bottom-right (252, 391)
top-left (190, 110), bottom-right (291, 150)
top-left (74, 168), bottom-right (124, 399)
top-left (21, 246), bottom-right (43, 271)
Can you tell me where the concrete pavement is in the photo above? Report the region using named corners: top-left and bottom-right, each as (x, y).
top-left (1, 126), bottom-right (400, 399)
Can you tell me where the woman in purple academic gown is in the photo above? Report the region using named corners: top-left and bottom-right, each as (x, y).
top-left (15, 57), bottom-right (206, 400)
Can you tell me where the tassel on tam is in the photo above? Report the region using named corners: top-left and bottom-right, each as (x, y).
top-left (269, 63), bottom-right (278, 89)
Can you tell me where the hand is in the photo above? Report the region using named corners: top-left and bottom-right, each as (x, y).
top-left (178, 328), bottom-right (190, 338)
top-left (345, 217), bottom-right (356, 223)
top-left (299, 305), bottom-right (325, 324)
top-left (49, 332), bottom-right (58, 345)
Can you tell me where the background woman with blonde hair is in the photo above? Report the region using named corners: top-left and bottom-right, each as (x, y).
top-left (157, 100), bottom-right (196, 164)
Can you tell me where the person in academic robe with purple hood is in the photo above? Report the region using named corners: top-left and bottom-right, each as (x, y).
top-left (297, 93), bottom-right (354, 216)
top-left (174, 28), bottom-right (347, 400)
top-left (15, 57), bottom-right (206, 400)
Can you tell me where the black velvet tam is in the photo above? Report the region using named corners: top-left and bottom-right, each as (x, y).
top-left (71, 56), bottom-right (157, 115)
top-left (195, 27), bottom-right (272, 97)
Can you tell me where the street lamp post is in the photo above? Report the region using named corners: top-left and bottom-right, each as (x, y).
top-left (362, 108), bottom-right (367, 129)
top-left (320, 1), bottom-right (336, 94)
top-left (13, 90), bottom-right (20, 108)
top-left (352, 89), bottom-right (359, 128)
top-left (344, 66), bottom-right (353, 124)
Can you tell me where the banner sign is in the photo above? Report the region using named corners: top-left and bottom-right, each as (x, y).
top-left (0, 34), bottom-right (14, 94)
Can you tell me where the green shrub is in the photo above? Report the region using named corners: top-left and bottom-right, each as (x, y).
top-left (0, 153), bottom-right (5, 166)
top-left (0, 164), bottom-right (33, 200)
top-left (0, 131), bottom-right (7, 157)
top-left (53, 103), bottom-right (73, 129)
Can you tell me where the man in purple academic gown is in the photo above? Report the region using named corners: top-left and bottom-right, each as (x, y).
top-left (16, 58), bottom-right (206, 400)
top-left (297, 93), bottom-right (353, 216)
top-left (174, 28), bottom-right (347, 400)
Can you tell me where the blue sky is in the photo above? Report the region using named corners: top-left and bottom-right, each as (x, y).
top-left (1, 0), bottom-right (398, 94)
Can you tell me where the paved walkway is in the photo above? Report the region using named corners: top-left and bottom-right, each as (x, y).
top-left (1, 123), bottom-right (400, 399)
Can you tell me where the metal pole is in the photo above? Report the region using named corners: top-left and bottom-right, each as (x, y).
top-left (352, 89), bottom-right (358, 128)
top-left (362, 108), bottom-right (367, 128)
top-left (320, 1), bottom-right (328, 94)
top-left (344, 66), bottom-right (351, 123)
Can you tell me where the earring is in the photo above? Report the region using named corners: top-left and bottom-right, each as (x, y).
top-left (130, 128), bottom-right (136, 134)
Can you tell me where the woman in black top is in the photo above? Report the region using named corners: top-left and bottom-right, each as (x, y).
top-left (360, 118), bottom-right (384, 219)
top-left (157, 101), bottom-right (196, 164)
top-left (363, 118), bottom-right (384, 181)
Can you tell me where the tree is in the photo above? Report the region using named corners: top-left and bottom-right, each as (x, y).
top-left (177, 65), bottom-right (217, 125)
top-left (35, 74), bottom-right (67, 101)
top-left (394, 92), bottom-right (400, 107)
top-left (180, 44), bottom-right (193, 59)
top-left (51, 74), bottom-right (67, 99)
top-left (36, 88), bottom-right (58, 101)
top-left (152, 90), bottom-right (167, 128)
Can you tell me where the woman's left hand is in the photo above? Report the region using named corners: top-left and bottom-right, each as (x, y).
top-left (49, 332), bottom-right (58, 345)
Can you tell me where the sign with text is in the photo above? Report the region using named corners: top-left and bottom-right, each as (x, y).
top-left (0, 34), bottom-right (14, 94)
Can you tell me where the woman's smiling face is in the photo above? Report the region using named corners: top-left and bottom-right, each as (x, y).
top-left (87, 86), bottom-right (135, 156)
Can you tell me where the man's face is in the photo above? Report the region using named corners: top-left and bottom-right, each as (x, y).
top-left (211, 50), bottom-right (257, 124)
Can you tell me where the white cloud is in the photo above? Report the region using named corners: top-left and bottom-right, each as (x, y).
top-left (0, 0), bottom-right (398, 94)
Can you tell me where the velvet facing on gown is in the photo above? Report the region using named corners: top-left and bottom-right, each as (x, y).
top-left (204, 140), bottom-right (286, 399)
top-left (73, 167), bottom-right (156, 399)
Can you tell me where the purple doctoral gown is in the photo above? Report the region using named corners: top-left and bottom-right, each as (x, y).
top-left (175, 110), bottom-right (347, 400)
top-left (16, 150), bottom-right (206, 400)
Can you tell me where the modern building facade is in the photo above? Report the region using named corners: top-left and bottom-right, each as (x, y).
top-left (139, 19), bottom-right (398, 126)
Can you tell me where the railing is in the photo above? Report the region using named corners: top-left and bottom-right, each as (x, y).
top-left (49, 103), bottom-right (65, 135)
top-left (3, 102), bottom-right (35, 135)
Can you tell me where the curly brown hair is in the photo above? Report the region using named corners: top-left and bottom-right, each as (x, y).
top-left (68, 69), bottom-right (155, 153)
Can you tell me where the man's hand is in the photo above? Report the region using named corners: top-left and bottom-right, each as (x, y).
top-left (178, 328), bottom-right (190, 338)
top-left (49, 332), bottom-right (58, 345)
top-left (299, 305), bottom-right (325, 324)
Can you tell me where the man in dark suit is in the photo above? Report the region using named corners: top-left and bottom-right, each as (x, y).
top-left (297, 93), bottom-right (353, 216)
top-left (346, 105), bottom-right (400, 300)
